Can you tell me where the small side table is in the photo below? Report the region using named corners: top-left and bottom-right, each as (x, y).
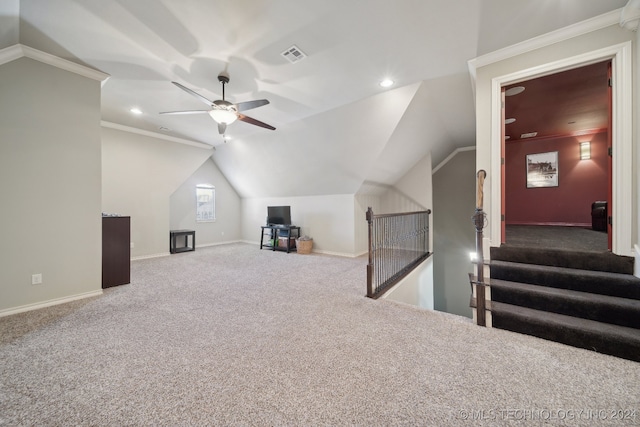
top-left (170, 230), bottom-right (195, 253)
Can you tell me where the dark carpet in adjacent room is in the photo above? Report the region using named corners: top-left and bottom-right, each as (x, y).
top-left (505, 225), bottom-right (608, 252)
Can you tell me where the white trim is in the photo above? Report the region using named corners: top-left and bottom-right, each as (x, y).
top-left (0, 290), bottom-right (103, 318)
top-left (240, 240), bottom-right (359, 258)
top-left (468, 9), bottom-right (622, 96)
top-left (0, 44), bottom-right (109, 81)
top-left (312, 249), bottom-right (360, 258)
top-left (196, 240), bottom-right (242, 249)
top-left (0, 44), bottom-right (23, 64)
top-left (489, 41), bottom-right (634, 256)
top-left (432, 146), bottom-right (476, 174)
top-left (131, 252), bottom-right (170, 261)
top-left (620, 0), bottom-right (640, 31)
top-left (101, 121), bottom-right (213, 150)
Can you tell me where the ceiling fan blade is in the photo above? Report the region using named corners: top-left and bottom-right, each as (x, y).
top-left (218, 122), bottom-right (227, 135)
top-left (238, 114), bottom-right (276, 130)
top-left (235, 99), bottom-right (269, 112)
top-left (159, 110), bottom-right (210, 115)
top-left (172, 82), bottom-right (214, 107)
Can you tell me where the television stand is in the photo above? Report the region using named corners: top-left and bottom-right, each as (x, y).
top-left (259, 225), bottom-right (300, 253)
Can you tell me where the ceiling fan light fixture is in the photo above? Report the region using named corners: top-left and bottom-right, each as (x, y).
top-left (209, 109), bottom-right (238, 124)
top-left (165, 78), bottom-right (274, 134)
top-left (210, 100), bottom-right (238, 124)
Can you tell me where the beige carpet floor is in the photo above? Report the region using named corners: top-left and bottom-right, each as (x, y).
top-left (1, 243), bottom-right (639, 426)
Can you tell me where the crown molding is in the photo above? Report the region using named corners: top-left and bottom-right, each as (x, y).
top-left (0, 44), bottom-right (109, 81)
top-left (432, 146), bottom-right (475, 174)
top-left (620, 0), bottom-right (640, 31)
top-left (101, 121), bottom-right (214, 150)
top-left (467, 9), bottom-right (623, 94)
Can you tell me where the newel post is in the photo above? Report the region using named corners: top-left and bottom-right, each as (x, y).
top-left (366, 207), bottom-right (374, 298)
top-left (472, 170), bottom-right (488, 326)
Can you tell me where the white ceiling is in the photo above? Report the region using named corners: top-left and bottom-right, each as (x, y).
top-left (1, 0), bottom-right (628, 197)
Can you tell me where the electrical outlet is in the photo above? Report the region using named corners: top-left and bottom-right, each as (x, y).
top-left (31, 274), bottom-right (42, 285)
top-left (130, 242), bottom-right (135, 249)
top-left (221, 231), bottom-right (224, 236)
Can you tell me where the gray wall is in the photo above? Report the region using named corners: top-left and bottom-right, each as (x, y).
top-left (170, 158), bottom-right (242, 246)
top-left (0, 57), bottom-right (102, 313)
top-left (433, 149), bottom-right (476, 318)
top-left (101, 127), bottom-right (214, 258)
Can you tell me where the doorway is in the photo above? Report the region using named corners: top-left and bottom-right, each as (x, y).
top-left (501, 61), bottom-right (611, 252)
top-left (487, 41), bottom-right (633, 256)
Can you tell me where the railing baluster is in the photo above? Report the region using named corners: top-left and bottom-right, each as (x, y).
top-left (366, 207), bottom-right (432, 298)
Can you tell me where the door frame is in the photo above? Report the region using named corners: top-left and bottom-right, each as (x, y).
top-left (489, 41), bottom-right (633, 256)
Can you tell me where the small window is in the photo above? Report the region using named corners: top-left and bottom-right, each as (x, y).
top-left (196, 184), bottom-right (215, 222)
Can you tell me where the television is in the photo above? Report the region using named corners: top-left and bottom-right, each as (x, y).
top-left (267, 206), bottom-right (292, 226)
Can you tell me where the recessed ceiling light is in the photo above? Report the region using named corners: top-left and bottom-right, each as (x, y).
top-left (505, 86), bottom-right (525, 96)
top-left (505, 118), bottom-right (516, 124)
top-left (130, 107), bottom-right (142, 115)
top-left (379, 79), bottom-right (394, 88)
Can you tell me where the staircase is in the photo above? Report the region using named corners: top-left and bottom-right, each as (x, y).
top-left (488, 246), bottom-right (640, 362)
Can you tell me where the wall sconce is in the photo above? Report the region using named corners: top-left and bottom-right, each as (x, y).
top-left (580, 142), bottom-right (591, 160)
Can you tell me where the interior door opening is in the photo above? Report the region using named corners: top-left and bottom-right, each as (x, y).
top-left (501, 60), bottom-right (612, 252)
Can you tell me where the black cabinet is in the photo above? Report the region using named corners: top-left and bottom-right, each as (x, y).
top-left (102, 216), bottom-right (130, 288)
top-left (259, 225), bottom-right (300, 253)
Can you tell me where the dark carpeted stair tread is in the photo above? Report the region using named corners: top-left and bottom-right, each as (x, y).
top-left (490, 246), bottom-right (633, 274)
top-left (490, 260), bottom-right (640, 300)
top-left (491, 302), bottom-right (640, 362)
top-left (490, 278), bottom-right (640, 329)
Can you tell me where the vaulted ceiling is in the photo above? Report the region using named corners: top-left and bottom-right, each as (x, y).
top-left (0, 0), bottom-right (628, 197)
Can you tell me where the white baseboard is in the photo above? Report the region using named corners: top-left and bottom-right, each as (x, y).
top-left (0, 289), bottom-right (103, 318)
top-left (312, 249), bottom-right (360, 258)
top-left (131, 252), bottom-right (170, 261)
top-left (197, 240), bottom-right (242, 248)
top-left (634, 244), bottom-right (640, 279)
top-left (241, 240), bottom-right (360, 258)
top-left (131, 242), bottom-right (244, 261)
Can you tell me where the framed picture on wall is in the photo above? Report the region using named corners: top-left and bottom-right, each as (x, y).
top-left (526, 151), bottom-right (558, 188)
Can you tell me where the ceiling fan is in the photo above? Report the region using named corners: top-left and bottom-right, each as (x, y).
top-left (160, 74), bottom-right (275, 135)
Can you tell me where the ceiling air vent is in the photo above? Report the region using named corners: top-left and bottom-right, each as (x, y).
top-left (521, 132), bottom-right (538, 139)
top-left (281, 45), bottom-right (306, 64)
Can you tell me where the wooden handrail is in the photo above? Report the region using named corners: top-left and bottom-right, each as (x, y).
top-left (370, 209), bottom-right (432, 219)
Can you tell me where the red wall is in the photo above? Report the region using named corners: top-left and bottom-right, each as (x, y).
top-left (505, 132), bottom-right (608, 226)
